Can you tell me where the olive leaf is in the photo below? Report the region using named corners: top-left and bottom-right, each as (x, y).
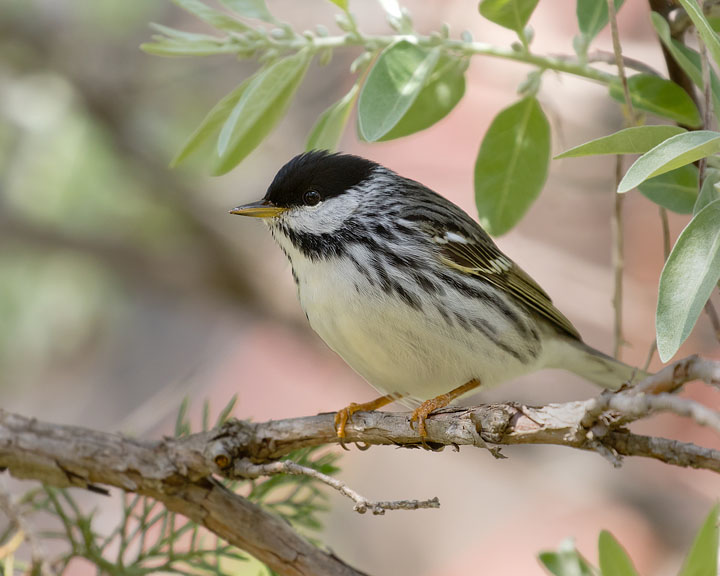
top-left (657, 200), bottom-right (720, 361)
top-left (474, 97), bottom-right (550, 235)
top-left (215, 51), bottom-right (312, 174)
top-left (357, 41), bottom-right (441, 141)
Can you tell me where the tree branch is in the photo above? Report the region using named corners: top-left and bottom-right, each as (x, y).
top-left (0, 357), bottom-right (718, 575)
top-left (0, 412), bottom-right (366, 576)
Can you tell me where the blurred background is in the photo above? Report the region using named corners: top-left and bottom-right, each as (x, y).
top-left (1, 1), bottom-right (719, 574)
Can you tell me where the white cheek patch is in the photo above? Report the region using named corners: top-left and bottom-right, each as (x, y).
top-left (284, 189), bottom-right (362, 234)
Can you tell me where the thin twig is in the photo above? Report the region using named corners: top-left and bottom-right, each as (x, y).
top-left (607, 0), bottom-right (637, 124)
top-left (694, 5), bottom-right (720, 346)
top-left (607, 0), bottom-right (635, 359)
top-left (660, 207), bottom-right (671, 259)
top-left (609, 393), bottom-right (720, 434)
top-left (669, 1), bottom-right (720, 37)
top-left (234, 460), bottom-right (439, 515)
top-left (646, 206), bottom-right (672, 367)
top-left (632, 355), bottom-right (720, 394)
top-left (704, 300), bottom-right (720, 342)
top-left (612, 155), bottom-right (626, 359)
top-left (644, 340), bottom-right (657, 372)
top-left (585, 50), bottom-right (663, 76)
top-left (698, 6), bottom-right (712, 186)
top-left (552, 50), bottom-right (663, 76)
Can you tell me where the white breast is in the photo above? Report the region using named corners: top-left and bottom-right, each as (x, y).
top-left (273, 231), bottom-right (545, 406)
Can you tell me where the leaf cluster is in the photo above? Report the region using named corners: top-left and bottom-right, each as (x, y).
top-left (145, 0), bottom-right (720, 363)
top-left (540, 504), bottom-right (719, 576)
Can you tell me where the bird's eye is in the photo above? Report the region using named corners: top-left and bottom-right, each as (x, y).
top-left (303, 190), bottom-right (321, 206)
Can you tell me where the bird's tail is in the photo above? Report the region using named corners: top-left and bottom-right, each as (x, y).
top-left (554, 340), bottom-right (650, 390)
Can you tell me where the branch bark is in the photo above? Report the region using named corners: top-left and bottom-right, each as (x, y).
top-left (0, 412), bottom-right (366, 576)
top-left (0, 357), bottom-right (718, 576)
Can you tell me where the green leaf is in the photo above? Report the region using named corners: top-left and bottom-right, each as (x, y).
top-left (474, 96), bottom-right (550, 235)
top-left (171, 75), bottom-right (256, 167)
top-left (657, 199), bottom-right (720, 361)
top-left (149, 22), bottom-right (222, 43)
top-left (577, 0), bottom-right (624, 41)
top-left (219, 0), bottom-right (274, 22)
top-left (677, 0), bottom-right (720, 70)
top-left (539, 540), bottom-right (595, 576)
top-left (695, 169), bottom-right (720, 213)
top-left (327, 0), bottom-right (349, 9)
top-left (638, 164), bottom-right (698, 214)
top-left (478, 0), bottom-right (539, 34)
top-left (651, 12), bottom-right (720, 119)
top-left (140, 40), bottom-right (238, 57)
top-left (555, 125), bottom-right (686, 159)
top-left (379, 56), bottom-right (467, 141)
top-left (598, 531), bottom-right (639, 576)
top-left (171, 0), bottom-right (249, 32)
top-left (357, 41), bottom-right (441, 142)
top-left (618, 131), bottom-right (720, 193)
top-left (609, 75), bottom-right (701, 127)
top-left (215, 51), bottom-right (311, 174)
top-left (306, 83), bottom-right (359, 152)
top-left (679, 504), bottom-right (719, 576)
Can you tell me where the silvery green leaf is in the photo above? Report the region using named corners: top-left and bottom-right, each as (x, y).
top-left (219, 0), bottom-right (274, 22)
top-left (676, 0), bottom-right (720, 69)
top-left (608, 75), bottom-right (701, 127)
top-left (474, 97), bottom-right (550, 235)
top-left (652, 12), bottom-right (720, 118)
top-left (171, 74), bottom-right (256, 167)
top-left (695, 169), bottom-right (720, 214)
top-left (306, 83), bottom-right (359, 152)
top-left (357, 41), bottom-right (440, 141)
top-left (556, 125), bottom-right (686, 158)
top-left (215, 51), bottom-right (311, 173)
top-left (171, 0), bottom-right (249, 32)
top-left (478, 0), bottom-right (539, 34)
top-left (379, 56), bottom-right (467, 141)
top-left (618, 131), bottom-right (720, 193)
top-left (638, 164), bottom-right (698, 214)
top-left (656, 200), bottom-right (720, 361)
top-left (576, 0), bottom-right (624, 42)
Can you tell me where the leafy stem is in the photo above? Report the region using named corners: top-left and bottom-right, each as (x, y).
top-left (145, 29), bottom-right (618, 85)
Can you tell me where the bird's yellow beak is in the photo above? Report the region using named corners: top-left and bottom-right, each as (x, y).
top-left (229, 200), bottom-right (287, 218)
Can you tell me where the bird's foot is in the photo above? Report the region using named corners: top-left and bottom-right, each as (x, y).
top-left (409, 396), bottom-right (451, 438)
top-left (409, 379), bottom-right (482, 439)
top-left (334, 394), bottom-right (395, 438)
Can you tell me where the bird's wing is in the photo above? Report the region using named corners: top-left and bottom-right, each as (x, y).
top-left (425, 223), bottom-right (581, 340)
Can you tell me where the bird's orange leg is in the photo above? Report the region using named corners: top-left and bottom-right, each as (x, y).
top-left (410, 379), bottom-right (482, 438)
top-left (334, 394), bottom-right (398, 438)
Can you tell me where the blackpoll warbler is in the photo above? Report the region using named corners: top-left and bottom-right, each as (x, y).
top-left (231, 151), bottom-right (646, 437)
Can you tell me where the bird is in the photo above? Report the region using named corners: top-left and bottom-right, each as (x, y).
top-left (230, 150), bottom-right (647, 438)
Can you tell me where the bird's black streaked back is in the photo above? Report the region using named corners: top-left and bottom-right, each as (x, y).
top-left (264, 150), bottom-right (378, 207)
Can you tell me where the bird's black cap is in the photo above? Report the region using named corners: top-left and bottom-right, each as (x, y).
top-left (263, 150), bottom-right (378, 207)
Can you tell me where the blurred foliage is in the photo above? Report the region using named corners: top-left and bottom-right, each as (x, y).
top-left (0, 0), bottom-right (255, 389)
